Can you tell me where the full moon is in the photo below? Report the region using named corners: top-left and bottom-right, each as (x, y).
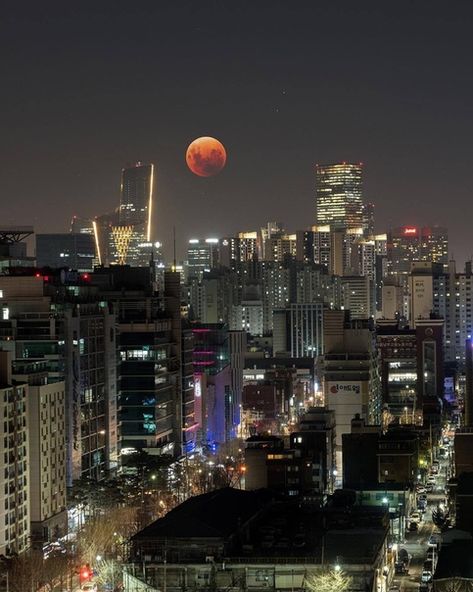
top-left (186, 136), bottom-right (227, 177)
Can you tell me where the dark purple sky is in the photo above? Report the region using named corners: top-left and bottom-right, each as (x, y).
top-left (2, 2), bottom-right (473, 261)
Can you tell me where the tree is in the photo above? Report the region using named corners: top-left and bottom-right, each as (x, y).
top-left (77, 505), bottom-right (140, 564)
top-left (304, 568), bottom-right (353, 592)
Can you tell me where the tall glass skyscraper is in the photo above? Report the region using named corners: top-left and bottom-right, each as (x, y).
top-left (117, 162), bottom-right (155, 266)
top-left (315, 163), bottom-right (363, 230)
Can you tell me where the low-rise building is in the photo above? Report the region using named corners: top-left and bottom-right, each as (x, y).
top-left (125, 488), bottom-right (390, 592)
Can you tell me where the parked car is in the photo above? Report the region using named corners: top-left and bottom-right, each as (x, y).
top-left (397, 548), bottom-right (411, 568)
top-left (427, 548), bottom-right (437, 561)
top-left (421, 571), bottom-right (433, 583)
top-left (410, 511), bottom-right (422, 523)
top-left (408, 521), bottom-right (418, 532)
top-left (427, 475), bottom-right (436, 484)
top-left (424, 559), bottom-right (433, 573)
top-left (417, 485), bottom-right (427, 494)
top-left (395, 561), bottom-right (408, 575)
top-left (428, 534), bottom-right (440, 547)
top-left (426, 483), bottom-right (434, 492)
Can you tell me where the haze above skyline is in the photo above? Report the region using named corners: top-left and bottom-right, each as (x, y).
top-left (2, 1), bottom-right (473, 261)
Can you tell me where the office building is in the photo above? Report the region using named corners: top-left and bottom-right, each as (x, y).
top-left (192, 323), bottom-right (238, 444)
top-left (115, 161), bottom-right (155, 266)
top-left (164, 270), bottom-right (197, 454)
top-left (381, 283), bottom-right (403, 319)
top-left (290, 407), bottom-right (337, 494)
top-left (322, 311), bottom-right (381, 472)
top-left (36, 233), bottom-right (96, 271)
top-left (362, 202), bottom-right (375, 236)
top-left (272, 303), bottom-right (325, 358)
top-left (70, 216), bottom-right (94, 235)
top-left (59, 297), bottom-right (118, 483)
top-left (92, 210), bottom-right (119, 266)
top-left (315, 163), bottom-right (363, 230)
top-left (387, 225), bottom-right (448, 281)
top-left (288, 302), bottom-right (324, 358)
top-left (376, 318), bottom-right (444, 423)
top-left (407, 261), bottom-right (442, 326)
top-left (186, 238), bottom-right (220, 280)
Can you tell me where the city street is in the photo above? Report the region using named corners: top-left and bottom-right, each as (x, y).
top-left (389, 455), bottom-right (448, 591)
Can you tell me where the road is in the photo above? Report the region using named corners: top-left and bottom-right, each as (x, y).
top-left (389, 456), bottom-right (448, 591)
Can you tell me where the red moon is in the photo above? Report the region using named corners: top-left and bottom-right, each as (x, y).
top-left (186, 136), bottom-right (227, 177)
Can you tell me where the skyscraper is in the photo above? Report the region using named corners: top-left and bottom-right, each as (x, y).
top-left (315, 163), bottom-right (363, 230)
top-left (186, 238), bottom-right (220, 279)
top-left (387, 226), bottom-right (448, 279)
top-left (116, 162), bottom-right (155, 266)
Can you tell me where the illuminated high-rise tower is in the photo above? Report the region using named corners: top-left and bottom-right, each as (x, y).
top-left (116, 161), bottom-right (155, 266)
top-left (315, 163), bottom-right (363, 230)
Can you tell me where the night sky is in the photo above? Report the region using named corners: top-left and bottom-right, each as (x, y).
top-left (2, 1), bottom-right (473, 261)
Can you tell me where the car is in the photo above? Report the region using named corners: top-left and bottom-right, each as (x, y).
top-left (427, 548), bottom-right (437, 561)
top-left (417, 485), bottom-right (427, 494)
top-left (388, 584), bottom-right (401, 592)
top-left (394, 561), bottom-right (407, 575)
top-left (427, 475), bottom-right (436, 484)
top-left (424, 559), bottom-right (433, 573)
top-left (428, 534), bottom-right (440, 547)
top-left (81, 584), bottom-right (98, 592)
top-left (408, 521), bottom-right (418, 532)
top-left (410, 511), bottom-right (422, 522)
top-left (421, 571), bottom-right (433, 583)
top-left (426, 483), bottom-right (434, 492)
top-left (418, 493), bottom-right (428, 500)
top-left (398, 547), bottom-right (410, 563)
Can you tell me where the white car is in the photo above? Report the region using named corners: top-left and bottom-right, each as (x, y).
top-left (427, 475), bottom-right (436, 484)
top-left (81, 584), bottom-right (98, 592)
top-left (421, 571), bottom-right (433, 583)
top-left (410, 511), bottom-right (422, 523)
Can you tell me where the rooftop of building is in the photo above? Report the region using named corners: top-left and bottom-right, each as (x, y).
top-left (132, 488), bottom-right (273, 541)
top-left (455, 471), bottom-right (473, 495)
top-left (434, 539), bottom-right (473, 581)
top-left (132, 488), bottom-right (388, 565)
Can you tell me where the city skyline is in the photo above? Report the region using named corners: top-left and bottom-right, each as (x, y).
top-left (2, 2), bottom-right (473, 262)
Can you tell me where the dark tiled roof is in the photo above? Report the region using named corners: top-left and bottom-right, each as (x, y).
top-left (132, 488), bottom-right (271, 541)
top-left (434, 541), bottom-right (473, 580)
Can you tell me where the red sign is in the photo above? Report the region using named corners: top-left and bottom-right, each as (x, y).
top-left (403, 227), bottom-right (418, 235)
